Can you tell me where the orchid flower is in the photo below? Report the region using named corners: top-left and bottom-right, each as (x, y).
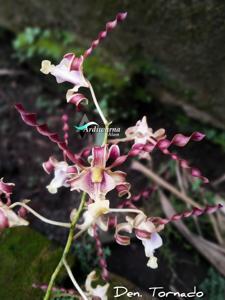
top-left (77, 196), bottom-right (110, 236)
top-left (43, 156), bottom-right (78, 194)
top-left (0, 204), bottom-right (29, 229)
top-left (85, 270), bottom-right (109, 300)
top-left (68, 145), bottom-right (131, 200)
top-left (0, 179), bottom-right (29, 229)
top-left (0, 177), bottom-right (15, 205)
top-left (110, 116), bottom-right (166, 147)
top-left (126, 116), bottom-right (166, 145)
top-left (115, 213), bottom-right (164, 269)
top-left (10, 10), bottom-right (223, 300)
top-left (40, 53), bottom-right (89, 106)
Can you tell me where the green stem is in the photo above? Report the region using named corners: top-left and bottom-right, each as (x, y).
top-left (43, 192), bottom-right (87, 300)
top-left (10, 202), bottom-right (71, 228)
top-left (63, 259), bottom-right (88, 300)
top-left (102, 121), bottom-right (111, 146)
top-left (88, 81), bottom-right (108, 126)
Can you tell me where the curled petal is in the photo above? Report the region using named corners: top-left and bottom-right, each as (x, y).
top-left (118, 187), bottom-right (154, 209)
top-left (42, 156), bottom-right (58, 174)
top-left (116, 182), bottom-right (131, 198)
top-left (66, 91), bottom-right (88, 109)
top-left (135, 228), bottom-right (151, 240)
top-left (115, 222), bottom-right (132, 246)
top-left (132, 213), bottom-right (157, 240)
top-left (0, 178), bottom-right (15, 195)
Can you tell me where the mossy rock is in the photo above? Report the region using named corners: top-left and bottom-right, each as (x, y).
top-left (0, 227), bottom-right (68, 300)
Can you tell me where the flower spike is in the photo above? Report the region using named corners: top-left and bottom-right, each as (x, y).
top-left (156, 203), bottom-right (223, 225)
top-left (93, 225), bottom-right (109, 281)
top-left (83, 12), bottom-right (128, 58)
top-left (157, 145), bottom-right (209, 183)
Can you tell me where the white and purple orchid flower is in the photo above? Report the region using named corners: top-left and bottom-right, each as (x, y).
top-left (125, 116), bottom-right (166, 145)
top-left (0, 204), bottom-right (29, 229)
top-left (110, 116), bottom-right (166, 147)
top-left (77, 197), bottom-right (110, 236)
top-left (68, 145), bottom-right (131, 200)
top-left (6, 9), bottom-right (224, 300)
top-left (115, 213), bottom-right (164, 269)
top-left (40, 53), bottom-right (89, 107)
top-left (85, 270), bottom-right (109, 300)
top-left (0, 179), bottom-right (28, 229)
top-left (43, 156), bottom-right (78, 194)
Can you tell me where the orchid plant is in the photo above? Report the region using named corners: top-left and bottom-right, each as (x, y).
top-left (0, 12), bottom-right (223, 300)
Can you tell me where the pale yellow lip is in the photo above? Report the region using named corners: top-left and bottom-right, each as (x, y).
top-left (91, 167), bottom-right (104, 183)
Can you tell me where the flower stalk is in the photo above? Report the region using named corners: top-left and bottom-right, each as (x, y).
top-left (43, 192), bottom-right (86, 300)
top-left (10, 202), bottom-right (71, 228)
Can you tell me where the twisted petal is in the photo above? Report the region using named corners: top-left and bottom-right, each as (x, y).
top-left (115, 222), bottom-right (132, 246)
top-left (15, 104), bottom-right (77, 163)
top-left (116, 182), bottom-right (131, 198)
top-left (66, 91), bottom-right (88, 109)
top-left (42, 156), bottom-right (58, 174)
top-left (84, 11), bottom-right (127, 59)
top-left (0, 178), bottom-right (15, 195)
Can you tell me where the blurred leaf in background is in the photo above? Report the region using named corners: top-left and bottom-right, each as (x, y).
top-left (198, 268), bottom-right (225, 300)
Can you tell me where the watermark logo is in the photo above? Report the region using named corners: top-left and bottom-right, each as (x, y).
top-left (75, 114), bottom-right (120, 137)
top-left (75, 121), bottom-right (99, 131)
